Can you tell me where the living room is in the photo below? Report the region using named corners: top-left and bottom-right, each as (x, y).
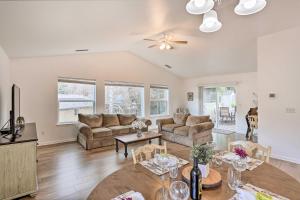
top-left (0, 0), bottom-right (299, 200)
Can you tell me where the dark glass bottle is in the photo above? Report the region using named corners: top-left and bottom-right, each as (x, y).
top-left (190, 158), bottom-right (202, 200)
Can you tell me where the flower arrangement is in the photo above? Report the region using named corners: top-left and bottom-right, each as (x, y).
top-left (234, 147), bottom-right (248, 159)
top-left (131, 120), bottom-right (147, 130)
top-left (191, 144), bottom-right (213, 165)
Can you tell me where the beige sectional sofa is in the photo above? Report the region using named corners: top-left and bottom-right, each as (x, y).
top-left (157, 114), bottom-right (214, 147)
top-left (76, 113), bottom-right (152, 150)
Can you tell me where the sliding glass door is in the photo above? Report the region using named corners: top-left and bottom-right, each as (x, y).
top-left (202, 86), bottom-right (236, 132)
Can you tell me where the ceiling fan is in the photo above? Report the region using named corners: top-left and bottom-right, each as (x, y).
top-left (144, 34), bottom-right (188, 50)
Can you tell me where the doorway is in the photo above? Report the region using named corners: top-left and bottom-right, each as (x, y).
top-left (201, 86), bottom-right (236, 132)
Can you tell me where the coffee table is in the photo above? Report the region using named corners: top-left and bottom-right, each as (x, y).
top-left (114, 132), bottom-right (162, 158)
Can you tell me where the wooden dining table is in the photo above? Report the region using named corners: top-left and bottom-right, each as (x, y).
top-left (88, 149), bottom-right (300, 200)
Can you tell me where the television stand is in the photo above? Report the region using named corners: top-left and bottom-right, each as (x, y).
top-left (0, 123), bottom-right (38, 200)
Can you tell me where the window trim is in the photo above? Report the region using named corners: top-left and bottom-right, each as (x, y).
top-left (57, 77), bottom-right (96, 124)
top-left (149, 85), bottom-right (170, 117)
top-left (104, 81), bottom-right (145, 117)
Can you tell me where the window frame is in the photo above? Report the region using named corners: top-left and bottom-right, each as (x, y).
top-left (149, 85), bottom-right (170, 117)
top-left (104, 81), bottom-right (145, 117)
top-left (57, 77), bottom-right (96, 125)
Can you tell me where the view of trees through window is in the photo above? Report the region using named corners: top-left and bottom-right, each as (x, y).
top-left (150, 86), bottom-right (169, 116)
top-left (105, 84), bottom-right (145, 117)
top-left (58, 79), bottom-right (96, 123)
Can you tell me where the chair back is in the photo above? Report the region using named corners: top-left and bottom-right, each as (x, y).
top-left (228, 140), bottom-right (271, 163)
top-left (220, 107), bottom-right (230, 117)
top-left (248, 115), bottom-right (258, 129)
top-left (251, 143), bottom-right (271, 163)
top-left (132, 142), bottom-right (167, 164)
top-left (228, 140), bottom-right (255, 157)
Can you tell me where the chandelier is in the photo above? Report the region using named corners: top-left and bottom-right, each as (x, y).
top-left (186, 0), bottom-right (267, 33)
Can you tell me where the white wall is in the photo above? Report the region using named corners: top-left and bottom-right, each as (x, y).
top-left (258, 27), bottom-right (300, 164)
top-left (10, 51), bottom-right (184, 145)
top-left (183, 72), bottom-right (258, 134)
top-left (0, 45), bottom-right (11, 127)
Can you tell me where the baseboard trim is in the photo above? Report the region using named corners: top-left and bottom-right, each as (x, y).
top-left (271, 154), bottom-right (300, 164)
top-left (38, 138), bottom-right (77, 146)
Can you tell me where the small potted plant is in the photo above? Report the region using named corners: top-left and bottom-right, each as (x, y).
top-left (191, 144), bottom-right (213, 178)
top-left (131, 120), bottom-right (146, 137)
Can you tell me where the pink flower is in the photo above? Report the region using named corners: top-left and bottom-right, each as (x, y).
top-left (234, 147), bottom-right (248, 159)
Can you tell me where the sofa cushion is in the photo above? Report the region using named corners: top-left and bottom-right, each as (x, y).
top-left (78, 114), bottom-right (103, 128)
top-left (162, 124), bottom-right (183, 133)
top-left (110, 125), bottom-right (130, 135)
top-left (92, 127), bottom-right (112, 139)
top-left (118, 114), bottom-right (137, 125)
top-left (186, 115), bottom-right (210, 126)
top-left (102, 114), bottom-right (120, 127)
top-left (173, 113), bottom-right (189, 125)
top-left (174, 126), bottom-right (190, 137)
top-left (124, 125), bottom-right (137, 133)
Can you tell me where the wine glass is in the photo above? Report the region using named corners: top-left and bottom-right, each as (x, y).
top-left (168, 158), bottom-right (178, 179)
top-left (155, 154), bottom-right (170, 200)
top-left (232, 158), bottom-right (248, 186)
top-left (212, 151), bottom-right (224, 167)
top-left (169, 181), bottom-right (189, 200)
top-left (227, 166), bottom-right (239, 190)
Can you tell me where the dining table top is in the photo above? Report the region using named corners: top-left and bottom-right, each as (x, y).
top-left (88, 149), bottom-right (300, 200)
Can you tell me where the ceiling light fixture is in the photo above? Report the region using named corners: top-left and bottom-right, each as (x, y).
top-left (199, 10), bottom-right (222, 33)
top-left (186, 0), bottom-right (215, 15)
top-left (75, 49), bottom-right (89, 52)
top-left (159, 42), bottom-right (166, 50)
top-left (235, 0), bottom-right (267, 15)
top-left (186, 0), bottom-right (267, 33)
top-left (159, 42), bottom-right (172, 50)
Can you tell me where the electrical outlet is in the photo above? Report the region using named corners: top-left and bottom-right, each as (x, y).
top-left (286, 108), bottom-right (296, 113)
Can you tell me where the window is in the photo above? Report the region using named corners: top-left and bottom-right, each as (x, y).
top-left (57, 78), bottom-right (96, 124)
top-left (150, 85), bottom-right (169, 116)
top-left (105, 82), bottom-right (145, 117)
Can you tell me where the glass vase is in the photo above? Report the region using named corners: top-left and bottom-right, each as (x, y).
top-left (137, 129), bottom-right (142, 137)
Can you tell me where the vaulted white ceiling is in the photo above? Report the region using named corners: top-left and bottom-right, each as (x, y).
top-left (0, 0), bottom-right (300, 78)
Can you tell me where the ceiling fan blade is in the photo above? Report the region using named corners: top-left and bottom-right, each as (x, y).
top-left (148, 44), bottom-right (158, 48)
top-left (144, 38), bottom-right (157, 42)
top-left (170, 40), bottom-right (188, 44)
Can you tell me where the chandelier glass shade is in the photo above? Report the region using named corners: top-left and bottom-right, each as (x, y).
top-left (234, 0), bottom-right (267, 15)
top-left (186, 0), bottom-right (267, 33)
top-left (186, 0), bottom-right (215, 15)
top-left (199, 10), bottom-right (222, 33)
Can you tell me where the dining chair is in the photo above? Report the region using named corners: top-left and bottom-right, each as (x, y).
top-left (247, 115), bottom-right (258, 139)
top-left (132, 142), bottom-right (167, 164)
top-left (251, 143), bottom-right (272, 163)
top-left (228, 140), bottom-right (271, 163)
top-left (228, 140), bottom-right (256, 157)
top-left (220, 107), bottom-right (230, 122)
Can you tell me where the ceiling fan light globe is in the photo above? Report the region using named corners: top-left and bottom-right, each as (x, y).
top-left (160, 43), bottom-right (166, 50)
top-left (234, 0), bottom-right (267, 15)
top-left (186, 0), bottom-right (214, 15)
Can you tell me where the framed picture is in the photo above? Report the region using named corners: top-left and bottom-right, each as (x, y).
top-left (187, 92), bottom-right (194, 101)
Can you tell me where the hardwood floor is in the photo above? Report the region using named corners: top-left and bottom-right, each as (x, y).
top-left (21, 133), bottom-right (300, 200)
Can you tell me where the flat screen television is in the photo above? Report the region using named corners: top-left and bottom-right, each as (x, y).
top-left (10, 84), bottom-right (20, 135)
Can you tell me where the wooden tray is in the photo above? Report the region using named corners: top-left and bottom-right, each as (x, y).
top-left (182, 166), bottom-right (222, 189)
